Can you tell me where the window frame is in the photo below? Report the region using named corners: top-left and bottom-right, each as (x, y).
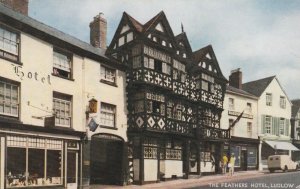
top-left (53, 92), bottom-right (72, 128)
top-left (100, 65), bottom-right (117, 86)
top-left (279, 118), bottom-right (285, 135)
top-left (0, 24), bottom-right (21, 63)
top-left (280, 96), bottom-right (286, 109)
top-left (265, 116), bottom-right (272, 134)
top-left (52, 48), bottom-right (73, 80)
top-left (100, 102), bottom-right (117, 129)
top-left (266, 93), bottom-right (272, 106)
top-left (247, 122), bottom-right (252, 137)
top-left (0, 78), bottom-right (19, 117)
top-left (229, 98), bottom-right (234, 110)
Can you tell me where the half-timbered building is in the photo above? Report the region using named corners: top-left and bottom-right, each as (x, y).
top-left (105, 11), bottom-right (229, 184)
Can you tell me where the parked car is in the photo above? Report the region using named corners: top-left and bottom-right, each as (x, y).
top-left (267, 155), bottom-right (298, 173)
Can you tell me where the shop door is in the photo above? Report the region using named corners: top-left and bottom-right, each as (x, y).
top-left (241, 150), bottom-right (247, 171)
top-left (189, 143), bottom-right (198, 174)
top-left (67, 151), bottom-right (78, 189)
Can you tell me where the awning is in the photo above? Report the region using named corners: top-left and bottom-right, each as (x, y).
top-left (265, 141), bottom-right (300, 151)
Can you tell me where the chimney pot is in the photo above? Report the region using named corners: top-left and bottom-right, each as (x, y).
top-left (229, 68), bottom-right (243, 89)
top-left (1, 0), bottom-right (29, 15)
top-left (90, 12), bottom-right (107, 49)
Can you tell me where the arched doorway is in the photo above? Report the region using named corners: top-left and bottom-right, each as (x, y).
top-left (90, 133), bottom-right (124, 185)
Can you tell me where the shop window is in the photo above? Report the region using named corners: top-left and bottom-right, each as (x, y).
top-left (53, 49), bottom-right (72, 79)
top-left (0, 79), bottom-right (19, 117)
top-left (0, 26), bottom-right (19, 62)
top-left (28, 149), bottom-right (45, 184)
top-left (100, 65), bottom-right (116, 84)
top-left (165, 140), bottom-right (182, 160)
top-left (100, 102), bottom-right (116, 128)
top-left (6, 136), bottom-right (63, 187)
top-left (7, 148), bottom-right (26, 187)
top-left (53, 92), bottom-right (72, 127)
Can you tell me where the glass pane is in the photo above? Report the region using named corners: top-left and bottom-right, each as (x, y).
top-left (47, 150), bottom-right (62, 185)
top-left (6, 147), bottom-right (26, 187)
top-left (4, 104), bottom-right (10, 114)
top-left (67, 152), bottom-right (77, 183)
top-left (28, 149), bottom-right (45, 186)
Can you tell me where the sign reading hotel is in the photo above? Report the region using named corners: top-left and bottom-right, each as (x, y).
top-left (12, 64), bottom-right (51, 84)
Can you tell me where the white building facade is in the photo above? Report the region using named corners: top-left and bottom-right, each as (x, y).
top-left (243, 76), bottom-right (295, 170)
top-left (0, 3), bottom-right (127, 188)
top-left (221, 69), bottom-right (259, 171)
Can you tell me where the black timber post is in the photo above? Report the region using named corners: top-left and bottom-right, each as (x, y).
top-left (183, 140), bottom-right (190, 178)
top-left (140, 135), bottom-right (144, 184)
top-left (122, 142), bottom-right (129, 185)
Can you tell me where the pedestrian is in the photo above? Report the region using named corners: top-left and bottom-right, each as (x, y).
top-left (229, 153), bottom-right (235, 176)
top-left (222, 153), bottom-right (228, 174)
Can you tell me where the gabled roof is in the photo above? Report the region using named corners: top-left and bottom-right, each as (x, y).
top-left (193, 45), bottom-right (227, 81)
top-left (226, 85), bottom-right (258, 99)
top-left (124, 12), bottom-right (143, 32)
top-left (175, 32), bottom-right (193, 56)
top-left (292, 99), bottom-right (300, 118)
top-left (242, 76), bottom-right (276, 97)
top-left (143, 11), bottom-right (164, 32)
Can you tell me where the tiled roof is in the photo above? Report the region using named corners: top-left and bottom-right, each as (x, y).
top-left (226, 85), bottom-right (257, 99)
top-left (242, 76), bottom-right (276, 97)
top-left (124, 12), bottom-right (143, 32)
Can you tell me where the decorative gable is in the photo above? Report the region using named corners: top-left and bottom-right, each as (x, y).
top-left (155, 22), bottom-right (164, 32)
top-left (120, 24), bottom-right (130, 34)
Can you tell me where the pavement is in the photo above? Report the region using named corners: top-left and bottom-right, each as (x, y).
top-left (82, 170), bottom-right (267, 189)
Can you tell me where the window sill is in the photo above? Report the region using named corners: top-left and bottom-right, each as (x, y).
top-left (0, 55), bottom-right (22, 65)
top-left (52, 73), bottom-right (75, 81)
top-left (100, 125), bottom-right (118, 130)
top-left (100, 79), bottom-right (118, 87)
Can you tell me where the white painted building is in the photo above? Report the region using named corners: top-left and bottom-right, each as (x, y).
top-left (0, 2), bottom-right (127, 188)
top-left (243, 75), bottom-right (296, 170)
top-left (221, 69), bottom-right (259, 171)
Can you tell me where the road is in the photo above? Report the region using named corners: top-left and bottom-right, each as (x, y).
top-left (190, 171), bottom-right (300, 189)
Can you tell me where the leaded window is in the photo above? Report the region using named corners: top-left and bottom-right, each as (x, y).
top-left (100, 102), bottom-right (116, 128)
top-left (0, 80), bottom-right (19, 117)
top-left (53, 93), bottom-right (72, 127)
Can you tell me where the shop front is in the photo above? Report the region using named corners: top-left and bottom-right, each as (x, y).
top-left (229, 137), bottom-right (259, 171)
top-left (0, 123), bottom-right (84, 189)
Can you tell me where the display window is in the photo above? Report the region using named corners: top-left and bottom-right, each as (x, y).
top-left (6, 136), bottom-right (63, 188)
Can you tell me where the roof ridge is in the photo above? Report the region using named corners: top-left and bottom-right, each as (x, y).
top-left (143, 11), bottom-right (164, 32)
top-left (243, 75), bottom-right (276, 85)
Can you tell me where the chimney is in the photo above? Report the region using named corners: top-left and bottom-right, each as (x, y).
top-left (89, 13), bottom-right (107, 49)
top-left (1, 0), bottom-right (29, 15)
top-left (229, 68), bottom-right (242, 89)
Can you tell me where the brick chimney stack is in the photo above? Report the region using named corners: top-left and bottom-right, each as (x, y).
top-left (89, 13), bottom-right (107, 49)
top-left (229, 68), bottom-right (243, 89)
top-left (1, 0), bottom-right (29, 15)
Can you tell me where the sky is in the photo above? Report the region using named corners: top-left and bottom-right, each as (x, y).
top-left (28, 0), bottom-right (300, 99)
